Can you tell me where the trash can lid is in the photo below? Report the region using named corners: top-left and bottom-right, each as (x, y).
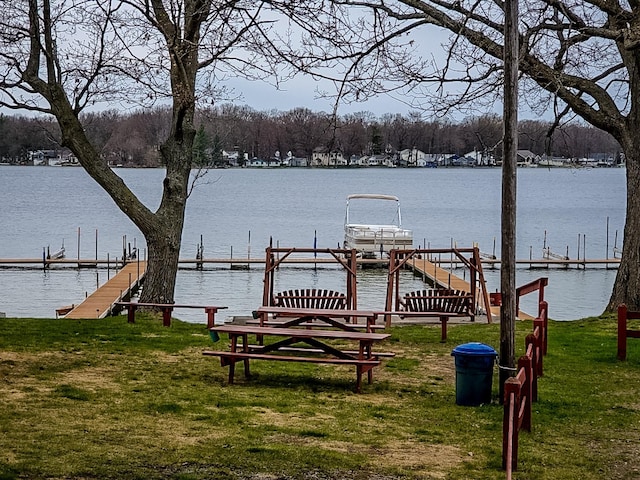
top-left (451, 342), bottom-right (498, 356)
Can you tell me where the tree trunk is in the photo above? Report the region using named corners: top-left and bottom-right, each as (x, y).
top-left (608, 141), bottom-right (640, 311)
top-left (142, 229), bottom-right (182, 304)
top-left (138, 134), bottom-right (192, 305)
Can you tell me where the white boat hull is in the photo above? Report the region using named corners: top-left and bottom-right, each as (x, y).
top-left (344, 225), bottom-right (413, 257)
top-left (343, 194), bottom-right (413, 258)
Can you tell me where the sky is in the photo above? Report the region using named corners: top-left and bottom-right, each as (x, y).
top-left (225, 76), bottom-right (421, 118)
top-left (225, 73), bottom-right (554, 123)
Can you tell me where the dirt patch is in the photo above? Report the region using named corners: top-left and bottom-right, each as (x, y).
top-left (248, 407), bottom-right (337, 428)
top-left (265, 433), bottom-right (464, 478)
top-left (57, 366), bottom-right (119, 392)
top-left (0, 351), bottom-right (120, 398)
top-left (0, 352), bottom-right (56, 400)
top-left (369, 439), bottom-right (465, 478)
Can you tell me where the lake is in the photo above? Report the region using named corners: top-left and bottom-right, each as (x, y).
top-left (0, 165), bottom-right (626, 321)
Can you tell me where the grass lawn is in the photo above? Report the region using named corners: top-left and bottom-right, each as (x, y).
top-left (1, 313), bottom-right (639, 479)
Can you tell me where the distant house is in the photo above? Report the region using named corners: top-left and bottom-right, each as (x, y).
top-left (350, 155), bottom-right (364, 167)
top-left (464, 149), bottom-right (496, 166)
top-left (437, 154), bottom-right (458, 167)
top-left (398, 147), bottom-right (426, 167)
top-left (422, 153), bottom-right (440, 168)
top-left (458, 155), bottom-right (478, 167)
top-left (538, 155), bottom-right (570, 167)
top-left (517, 150), bottom-right (540, 167)
top-left (247, 158), bottom-right (266, 168)
top-left (311, 148), bottom-right (346, 167)
top-left (222, 150), bottom-right (240, 166)
top-left (284, 156), bottom-right (308, 167)
top-left (367, 154), bottom-right (389, 167)
top-left (585, 153), bottom-right (616, 167)
top-left (29, 150), bottom-right (60, 166)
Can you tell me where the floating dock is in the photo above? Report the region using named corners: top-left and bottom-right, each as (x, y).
top-left (0, 256), bottom-right (622, 269)
top-left (64, 261), bottom-right (147, 319)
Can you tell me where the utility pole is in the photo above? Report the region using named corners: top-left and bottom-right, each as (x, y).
top-left (500, 0), bottom-right (519, 400)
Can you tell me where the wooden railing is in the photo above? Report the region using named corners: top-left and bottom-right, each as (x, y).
top-left (502, 297), bottom-right (549, 479)
top-left (515, 277), bottom-right (548, 319)
top-left (617, 304), bottom-right (640, 360)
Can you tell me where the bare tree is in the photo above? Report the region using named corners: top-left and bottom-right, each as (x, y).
top-left (0, 1), bottom-right (307, 304)
top-left (304, 0), bottom-right (640, 311)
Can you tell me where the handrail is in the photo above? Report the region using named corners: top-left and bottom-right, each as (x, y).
top-left (502, 291), bottom-right (549, 476)
top-left (515, 277), bottom-right (548, 317)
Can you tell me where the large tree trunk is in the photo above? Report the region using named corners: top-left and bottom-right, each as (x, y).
top-left (608, 142), bottom-right (640, 311)
top-left (140, 190), bottom-right (187, 304)
top-left (138, 125), bottom-right (194, 304)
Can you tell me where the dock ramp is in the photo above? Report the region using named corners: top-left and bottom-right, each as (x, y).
top-left (64, 261), bottom-right (147, 319)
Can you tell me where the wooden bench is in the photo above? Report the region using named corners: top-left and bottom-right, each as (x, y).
top-left (203, 351), bottom-right (381, 390)
top-left (273, 289), bottom-right (347, 310)
top-left (113, 302), bottom-right (227, 327)
top-left (401, 288), bottom-right (473, 317)
top-left (228, 344), bottom-right (395, 358)
top-left (377, 288), bottom-right (474, 341)
top-left (205, 325), bottom-right (390, 392)
top-left (618, 304), bottom-right (640, 360)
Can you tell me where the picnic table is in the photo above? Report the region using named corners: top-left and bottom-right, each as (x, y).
top-left (114, 302), bottom-right (227, 327)
top-left (254, 306), bottom-right (381, 332)
top-left (203, 324), bottom-right (391, 393)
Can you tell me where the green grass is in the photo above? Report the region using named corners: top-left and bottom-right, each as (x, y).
top-left (1, 313), bottom-right (639, 479)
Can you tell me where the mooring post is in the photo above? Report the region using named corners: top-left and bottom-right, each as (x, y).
top-left (77, 227), bottom-right (81, 268)
top-left (247, 230), bottom-right (251, 270)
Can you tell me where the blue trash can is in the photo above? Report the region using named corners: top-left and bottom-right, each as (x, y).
top-left (451, 343), bottom-right (498, 406)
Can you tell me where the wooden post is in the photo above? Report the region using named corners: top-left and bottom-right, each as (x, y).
top-left (618, 304), bottom-right (628, 360)
top-left (500, 0), bottom-right (519, 402)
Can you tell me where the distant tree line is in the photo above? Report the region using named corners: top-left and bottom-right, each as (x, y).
top-left (0, 106), bottom-right (621, 166)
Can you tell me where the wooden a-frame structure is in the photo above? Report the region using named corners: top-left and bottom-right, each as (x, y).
top-left (262, 246), bottom-right (359, 309)
top-left (384, 246), bottom-right (492, 323)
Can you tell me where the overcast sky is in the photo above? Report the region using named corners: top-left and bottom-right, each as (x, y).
top-left (225, 76), bottom-right (538, 124)
top-left (224, 76), bottom-right (422, 118)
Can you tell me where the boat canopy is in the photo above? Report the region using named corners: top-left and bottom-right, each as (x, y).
top-left (345, 194), bottom-right (403, 227)
top-left (346, 194), bottom-right (400, 201)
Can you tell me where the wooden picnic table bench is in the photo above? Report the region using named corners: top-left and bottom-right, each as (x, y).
top-left (255, 306), bottom-right (380, 332)
top-left (114, 302), bottom-right (227, 327)
top-left (204, 324), bottom-right (391, 393)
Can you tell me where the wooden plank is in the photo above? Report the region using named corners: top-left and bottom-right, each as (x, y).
top-left (407, 258), bottom-right (471, 293)
top-left (236, 345), bottom-right (395, 357)
top-left (202, 351), bottom-right (381, 366)
top-left (210, 324), bottom-right (390, 341)
top-left (490, 305), bottom-right (534, 321)
top-left (64, 261), bottom-right (147, 319)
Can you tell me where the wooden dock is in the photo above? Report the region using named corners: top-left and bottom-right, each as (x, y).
top-left (64, 261), bottom-right (147, 319)
top-left (490, 305), bottom-right (534, 321)
top-left (0, 256), bottom-right (624, 269)
top-left (407, 257), bottom-right (472, 292)
top-left (407, 258), bottom-right (535, 320)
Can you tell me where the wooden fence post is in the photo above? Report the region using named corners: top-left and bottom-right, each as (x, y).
top-left (618, 304), bottom-right (628, 361)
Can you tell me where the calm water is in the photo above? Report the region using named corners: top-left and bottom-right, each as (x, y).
top-left (0, 165), bottom-right (626, 321)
